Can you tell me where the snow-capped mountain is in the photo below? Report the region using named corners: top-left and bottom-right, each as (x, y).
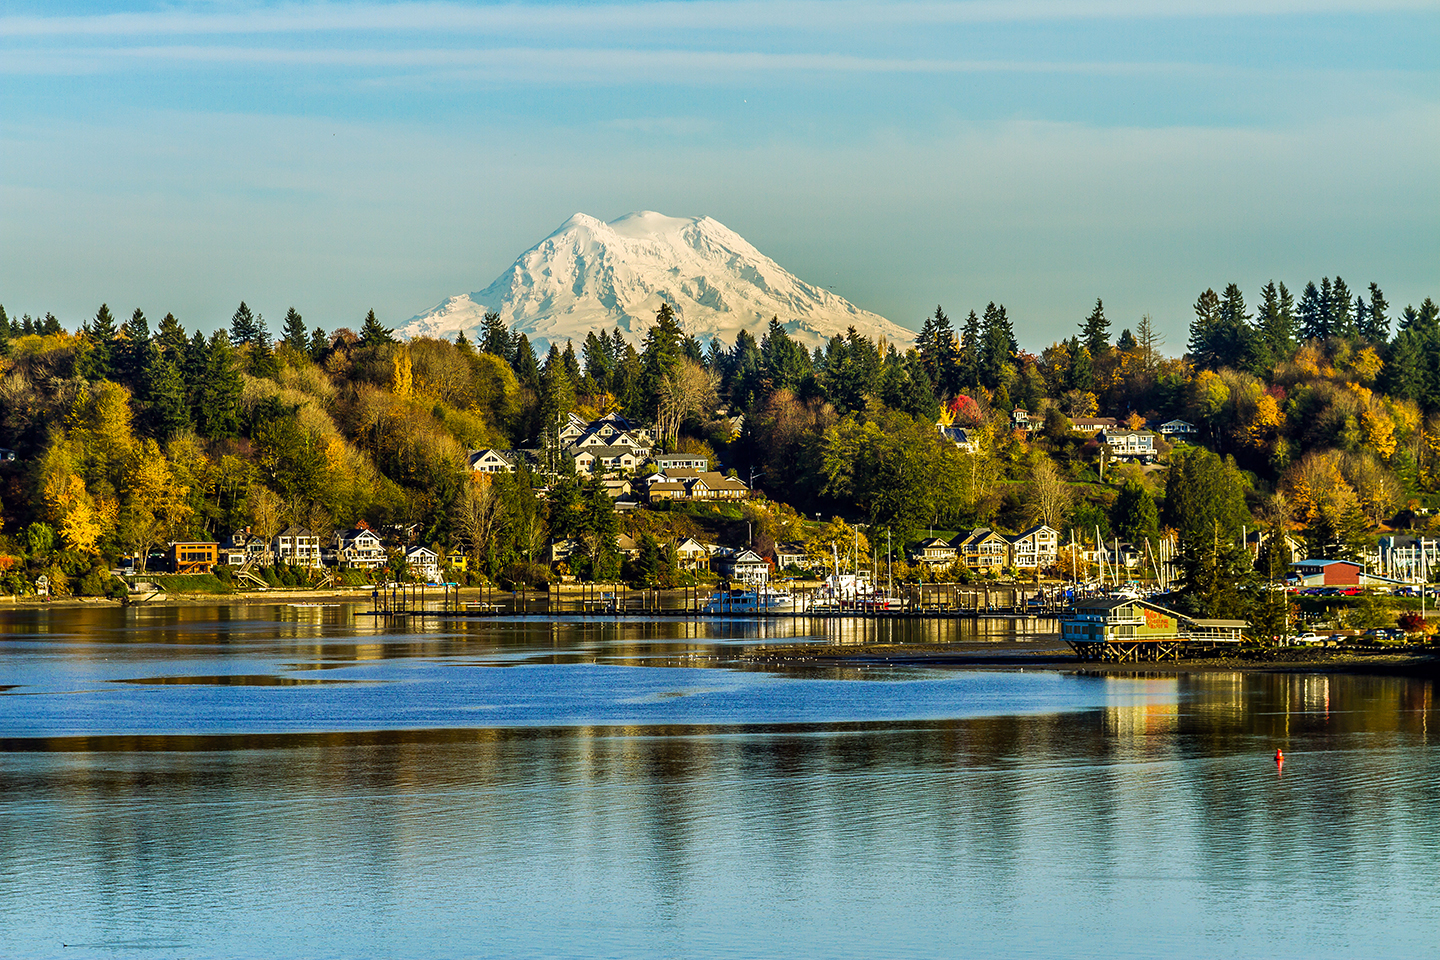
top-left (400, 211), bottom-right (914, 353)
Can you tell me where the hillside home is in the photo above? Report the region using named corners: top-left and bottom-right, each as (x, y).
top-left (774, 541), bottom-right (808, 570)
top-left (1070, 417), bottom-right (1118, 434)
top-left (468, 448), bottom-right (519, 474)
top-left (938, 425), bottom-right (979, 454)
top-left (1156, 419), bottom-right (1196, 439)
top-left (1099, 428), bottom-right (1158, 463)
top-left (652, 453), bottom-right (710, 472)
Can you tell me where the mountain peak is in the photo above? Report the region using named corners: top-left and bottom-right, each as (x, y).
top-left (401, 212), bottom-right (914, 352)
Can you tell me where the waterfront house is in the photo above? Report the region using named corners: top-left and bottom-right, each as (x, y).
top-left (274, 525), bottom-right (322, 568)
top-left (774, 541), bottom-right (808, 570)
top-left (1007, 525), bottom-right (1060, 570)
top-left (908, 537), bottom-right (959, 567)
top-left (1062, 597), bottom-right (1182, 645)
top-left (712, 549), bottom-right (770, 583)
top-left (675, 537), bottom-right (713, 571)
top-left (955, 528), bottom-right (1010, 570)
top-left (336, 528), bottom-right (387, 570)
top-left (404, 546), bottom-right (441, 583)
top-left (166, 541), bottom-right (218, 575)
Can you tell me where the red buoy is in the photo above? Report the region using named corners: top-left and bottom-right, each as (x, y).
top-left (1275, 748), bottom-right (1284, 762)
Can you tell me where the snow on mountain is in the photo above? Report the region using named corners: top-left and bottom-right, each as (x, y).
top-left (400, 211), bottom-right (914, 353)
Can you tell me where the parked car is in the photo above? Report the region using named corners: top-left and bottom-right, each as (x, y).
top-left (1288, 632), bottom-right (1325, 645)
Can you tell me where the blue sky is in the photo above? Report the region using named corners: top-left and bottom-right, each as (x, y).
top-left (1, 1), bottom-right (1436, 348)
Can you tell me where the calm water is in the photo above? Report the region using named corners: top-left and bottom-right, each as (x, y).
top-left (0, 605), bottom-right (1436, 959)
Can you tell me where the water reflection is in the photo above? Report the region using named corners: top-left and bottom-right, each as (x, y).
top-left (0, 606), bottom-right (1436, 958)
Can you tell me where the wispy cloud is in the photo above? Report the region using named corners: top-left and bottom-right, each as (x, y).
top-left (2, 0), bottom-right (1435, 39)
top-left (1, 42), bottom-right (1231, 79)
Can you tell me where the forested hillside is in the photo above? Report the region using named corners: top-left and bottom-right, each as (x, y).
top-left (0, 278), bottom-right (1435, 615)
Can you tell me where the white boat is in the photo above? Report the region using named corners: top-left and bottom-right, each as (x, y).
top-left (701, 586), bottom-right (795, 614)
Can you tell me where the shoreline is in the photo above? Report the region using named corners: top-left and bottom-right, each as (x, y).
top-left (736, 639), bottom-right (1440, 678)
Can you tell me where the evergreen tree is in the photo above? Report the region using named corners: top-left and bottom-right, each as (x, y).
top-left (156, 312), bottom-right (187, 357)
top-left (82, 304), bottom-right (118, 381)
top-left (1362, 283), bottom-right (1389, 342)
top-left (728, 329), bottom-right (764, 411)
top-left (561, 340), bottom-right (582, 384)
top-left (1115, 328), bottom-right (1137, 352)
top-left (1163, 447), bottom-right (1255, 619)
top-left (309, 327), bottom-right (329, 362)
top-left (41, 312), bottom-right (62, 335)
top-left (1080, 298), bottom-right (1110, 355)
top-left (182, 330), bottom-right (209, 414)
top-left (1330, 277), bottom-right (1355, 339)
top-left (1134, 313), bottom-right (1162, 373)
top-left (358, 309), bottom-right (394, 346)
top-left (639, 303), bottom-right (686, 414)
top-left (20, 314), bottom-right (36, 336)
top-left (480, 311), bottom-right (511, 360)
top-left (1382, 330), bottom-right (1425, 403)
top-left (581, 476), bottom-right (621, 581)
top-left (1297, 281), bottom-right (1328, 341)
top-left (1255, 280), bottom-right (1296, 366)
top-left (1217, 282), bottom-right (1256, 370)
top-left (145, 346), bottom-right (190, 440)
top-left (0, 304), bottom-right (10, 355)
top-left (1187, 288), bottom-right (1223, 369)
top-left (115, 308), bottom-right (152, 392)
top-left (1110, 479), bottom-right (1160, 549)
top-left (230, 302), bottom-right (260, 346)
top-left (282, 308), bottom-right (308, 352)
top-left (512, 333), bottom-right (540, 388)
top-left (197, 331), bottom-right (243, 439)
top-left (957, 310), bottom-right (981, 391)
top-left (760, 318), bottom-right (810, 394)
top-left (582, 332), bottom-right (613, 393)
top-left (1066, 338), bottom-right (1095, 392)
top-left (978, 302), bottom-right (1016, 390)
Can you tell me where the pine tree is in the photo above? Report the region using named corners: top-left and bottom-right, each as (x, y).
top-left (1066, 338), bottom-right (1095, 392)
top-left (1330, 277), bottom-right (1355, 339)
top-left (512, 333), bottom-right (540, 388)
top-left (156, 313), bottom-right (187, 357)
top-left (358, 309), bottom-right (394, 346)
top-left (1255, 280), bottom-right (1296, 365)
top-left (1217, 282), bottom-right (1255, 370)
top-left (481, 311), bottom-right (510, 360)
top-left (1116, 328), bottom-right (1137, 352)
top-left (309, 327), bottom-right (329, 362)
top-left (1188, 288), bottom-right (1223, 369)
top-left (230, 302), bottom-right (259, 346)
top-left (198, 331), bottom-right (243, 439)
top-left (282, 308), bottom-right (308, 352)
top-left (41, 313), bottom-right (62, 335)
top-left (582, 332), bottom-right (613, 393)
top-left (115, 308), bottom-right (152, 391)
top-left (82, 304), bottom-right (118, 381)
top-left (561, 340), bottom-right (582, 384)
top-left (1382, 330), bottom-right (1425, 403)
top-left (1297, 282), bottom-right (1328, 341)
top-left (979, 302), bottom-right (1016, 390)
top-left (0, 304), bottom-right (10, 355)
top-left (1362, 283), bottom-right (1389, 342)
top-left (1080, 298), bottom-right (1110, 355)
top-left (957, 310), bottom-right (981, 390)
top-left (145, 346), bottom-right (190, 440)
top-left (20, 314), bottom-right (36, 336)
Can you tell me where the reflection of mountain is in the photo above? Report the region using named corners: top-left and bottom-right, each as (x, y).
top-left (400, 211), bottom-right (916, 352)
